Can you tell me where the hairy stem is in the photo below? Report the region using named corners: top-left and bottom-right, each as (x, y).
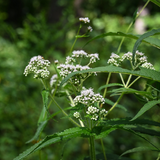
top-left (119, 73), bottom-right (126, 86)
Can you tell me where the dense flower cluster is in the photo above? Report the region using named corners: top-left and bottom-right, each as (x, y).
top-left (107, 50), bottom-right (155, 70)
top-left (24, 55), bottom-right (50, 78)
top-left (50, 74), bottom-right (58, 87)
top-left (73, 88), bottom-right (107, 121)
top-left (79, 17), bottom-right (90, 23)
top-left (88, 26), bottom-right (93, 32)
top-left (57, 50), bottom-right (99, 84)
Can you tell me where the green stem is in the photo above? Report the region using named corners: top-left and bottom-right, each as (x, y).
top-left (65, 89), bottom-right (85, 127)
top-left (69, 24), bottom-right (82, 56)
top-left (101, 139), bottom-right (107, 160)
top-left (100, 72), bottom-right (112, 108)
top-left (106, 93), bottom-right (124, 116)
top-left (125, 74), bottom-right (132, 88)
top-left (49, 93), bottom-right (80, 127)
top-left (89, 136), bottom-right (96, 160)
top-left (119, 73), bottom-right (126, 86)
top-left (127, 76), bottom-right (141, 88)
top-left (117, 0), bottom-right (150, 53)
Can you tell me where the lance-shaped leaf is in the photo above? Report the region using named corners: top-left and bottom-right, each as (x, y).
top-left (60, 66), bottom-right (160, 87)
top-left (150, 0), bottom-right (160, 7)
top-left (84, 32), bottom-right (160, 49)
top-left (132, 28), bottom-right (160, 65)
top-left (121, 147), bottom-right (159, 157)
top-left (131, 100), bottom-right (160, 121)
top-left (13, 127), bottom-right (91, 160)
top-left (38, 90), bottom-right (49, 124)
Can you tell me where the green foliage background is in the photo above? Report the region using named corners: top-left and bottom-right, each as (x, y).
top-left (0, 0), bottom-right (160, 159)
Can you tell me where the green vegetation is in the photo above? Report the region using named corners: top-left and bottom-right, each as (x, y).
top-left (1, 0), bottom-right (160, 160)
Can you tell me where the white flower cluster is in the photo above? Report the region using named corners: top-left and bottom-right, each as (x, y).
top-left (73, 88), bottom-right (106, 121)
top-left (141, 62), bottom-right (155, 70)
top-left (74, 88), bottom-right (105, 105)
top-left (107, 50), bottom-right (155, 70)
top-left (88, 26), bottom-right (93, 32)
top-left (107, 53), bottom-right (121, 66)
top-left (50, 74), bottom-right (58, 87)
top-left (79, 17), bottom-right (90, 23)
top-left (57, 50), bottom-right (99, 84)
top-left (73, 111), bottom-right (80, 118)
top-left (24, 55), bottom-right (50, 78)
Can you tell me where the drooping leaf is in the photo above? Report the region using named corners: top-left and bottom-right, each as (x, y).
top-left (26, 120), bottom-right (48, 144)
top-left (38, 90), bottom-right (49, 124)
top-left (98, 83), bottom-right (123, 93)
top-left (101, 117), bottom-right (160, 128)
top-left (84, 32), bottom-right (160, 49)
top-left (60, 65), bottom-right (160, 87)
top-left (13, 127), bottom-right (91, 160)
top-left (105, 98), bottom-right (127, 111)
top-left (132, 28), bottom-right (160, 64)
top-left (121, 147), bottom-right (158, 157)
top-left (131, 100), bottom-right (160, 121)
top-left (150, 0), bottom-right (160, 7)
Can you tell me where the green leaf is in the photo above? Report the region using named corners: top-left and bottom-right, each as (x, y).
top-left (131, 100), bottom-right (160, 121)
top-left (26, 120), bottom-right (48, 144)
top-left (13, 127), bottom-right (91, 160)
top-left (130, 126), bottom-right (160, 137)
top-left (38, 90), bottom-right (49, 124)
top-left (60, 65), bottom-right (160, 87)
top-left (132, 28), bottom-right (160, 64)
top-left (109, 87), bottom-right (150, 97)
top-left (105, 98), bottom-right (127, 111)
top-left (121, 147), bottom-right (158, 157)
top-left (150, 0), bottom-right (160, 7)
top-left (84, 32), bottom-right (160, 49)
top-left (102, 118), bottom-right (160, 128)
top-left (98, 83), bottom-right (123, 93)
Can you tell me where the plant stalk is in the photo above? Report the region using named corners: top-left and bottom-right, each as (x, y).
top-left (89, 136), bottom-right (96, 160)
top-left (117, 0), bottom-right (150, 53)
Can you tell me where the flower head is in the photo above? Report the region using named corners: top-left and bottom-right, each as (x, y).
top-left (88, 26), bottom-right (93, 32)
top-left (24, 55), bottom-right (50, 78)
top-left (79, 17), bottom-right (90, 23)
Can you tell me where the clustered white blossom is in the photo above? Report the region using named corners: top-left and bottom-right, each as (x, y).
top-left (79, 17), bottom-right (90, 23)
top-left (107, 50), bottom-right (155, 70)
top-left (73, 111), bottom-right (80, 118)
top-left (57, 50), bottom-right (99, 84)
top-left (88, 26), bottom-right (93, 32)
top-left (73, 88), bottom-right (107, 121)
top-left (141, 62), bottom-right (155, 70)
top-left (24, 55), bottom-right (50, 78)
top-left (107, 53), bottom-right (121, 66)
top-left (50, 74), bottom-right (58, 87)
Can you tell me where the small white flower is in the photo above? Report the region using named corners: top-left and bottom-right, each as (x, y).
top-left (24, 55), bottom-right (50, 78)
top-left (108, 53), bottom-right (121, 66)
top-left (141, 62), bottom-right (155, 70)
top-left (72, 50), bottom-right (88, 58)
top-left (91, 114), bottom-right (98, 121)
top-left (54, 60), bottom-right (59, 64)
top-left (73, 112), bottom-right (80, 118)
top-left (79, 17), bottom-right (90, 23)
top-left (88, 26), bottom-right (93, 32)
top-left (50, 74), bottom-right (58, 87)
top-left (88, 53), bottom-right (99, 63)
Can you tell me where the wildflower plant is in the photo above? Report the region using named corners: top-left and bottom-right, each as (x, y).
top-left (14, 3), bottom-right (160, 160)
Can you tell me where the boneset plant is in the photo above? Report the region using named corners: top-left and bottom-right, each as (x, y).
top-left (14, 1), bottom-right (160, 160)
